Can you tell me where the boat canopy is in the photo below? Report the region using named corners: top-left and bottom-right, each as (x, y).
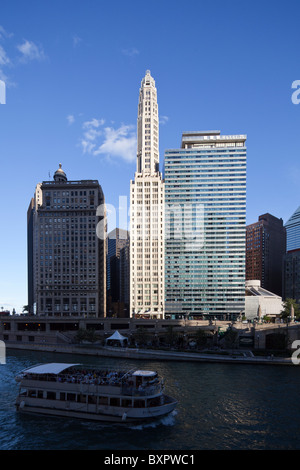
top-left (133, 370), bottom-right (157, 377)
top-left (21, 363), bottom-right (79, 375)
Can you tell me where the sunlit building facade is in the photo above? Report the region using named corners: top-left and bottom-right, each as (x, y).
top-left (27, 164), bottom-right (106, 317)
top-left (130, 71), bottom-right (164, 318)
top-left (164, 131), bottom-right (247, 319)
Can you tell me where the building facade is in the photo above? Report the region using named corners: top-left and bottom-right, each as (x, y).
top-left (120, 241), bottom-right (130, 314)
top-left (245, 280), bottom-right (283, 320)
top-left (283, 206), bottom-right (300, 303)
top-left (164, 131), bottom-right (247, 319)
top-left (130, 70), bottom-right (165, 318)
top-left (246, 213), bottom-right (286, 296)
top-left (285, 206), bottom-right (300, 252)
top-left (27, 164), bottom-right (106, 317)
top-left (282, 250), bottom-right (300, 303)
top-left (106, 228), bottom-right (129, 317)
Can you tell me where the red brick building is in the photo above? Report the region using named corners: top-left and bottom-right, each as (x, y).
top-left (246, 213), bottom-right (286, 296)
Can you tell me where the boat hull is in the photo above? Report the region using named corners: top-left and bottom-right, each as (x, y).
top-left (15, 396), bottom-right (177, 424)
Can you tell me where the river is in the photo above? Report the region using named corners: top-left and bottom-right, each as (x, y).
top-left (1, 348), bottom-right (300, 450)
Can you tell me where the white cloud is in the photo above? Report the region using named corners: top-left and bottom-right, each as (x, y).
top-left (0, 29), bottom-right (44, 88)
top-left (0, 43), bottom-right (10, 85)
top-left (94, 125), bottom-right (137, 162)
top-left (122, 47), bottom-right (139, 57)
top-left (160, 115), bottom-right (169, 125)
top-left (0, 68), bottom-right (8, 82)
top-left (80, 118), bottom-right (136, 163)
top-left (0, 25), bottom-right (13, 40)
top-left (73, 35), bottom-right (82, 47)
top-left (0, 44), bottom-right (10, 66)
top-left (16, 39), bottom-right (45, 62)
top-left (67, 114), bottom-right (75, 125)
top-left (81, 118), bottom-right (105, 144)
top-left (81, 139), bottom-right (96, 154)
top-left (83, 118), bottom-right (105, 129)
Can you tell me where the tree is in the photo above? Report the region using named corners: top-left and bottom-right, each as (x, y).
top-left (194, 328), bottom-right (208, 348)
top-left (280, 298), bottom-right (300, 320)
top-left (132, 327), bottom-right (151, 347)
top-left (223, 327), bottom-right (239, 348)
top-left (74, 328), bottom-right (99, 343)
top-left (164, 325), bottom-right (179, 347)
top-left (22, 305), bottom-right (29, 313)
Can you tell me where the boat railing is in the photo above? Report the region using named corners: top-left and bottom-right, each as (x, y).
top-left (20, 369), bottom-right (128, 387)
top-left (17, 369), bottom-right (163, 397)
top-left (121, 383), bottom-right (162, 397)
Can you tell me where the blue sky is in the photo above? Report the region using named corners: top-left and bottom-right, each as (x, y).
top-left (0, 0), bottom-right (300, 312)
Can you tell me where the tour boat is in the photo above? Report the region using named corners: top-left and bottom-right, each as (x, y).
top-left (15, 363), bottom-right (177, 423)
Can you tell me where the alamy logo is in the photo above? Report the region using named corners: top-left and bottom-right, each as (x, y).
top-left (291, 340), bottom-right (300, 365)
top-left (0, 340), bottom-right (6, 364)
top-left (0, 79), bottom-right (6, 104)
top-left (291, 80), bottom-right (300, 105)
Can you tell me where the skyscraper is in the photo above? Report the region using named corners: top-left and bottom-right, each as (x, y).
top-left (246, 213), bottom-right (286, 296)
top-left (285, 206), bottom-right (300, 252)
top-left (130, 71), bottom-right (164, 318)
top-left (106, 228), bottom-right (129, 317)
top-left (283, 206), bottom-right (300, 303)
top-left (107, 228), bottom-right (129, 296)
top-left (27, 164), bottom-right (107, 317)
top-left (164, 131), bottom-right (246, 319)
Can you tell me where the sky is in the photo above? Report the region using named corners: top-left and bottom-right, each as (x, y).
top-left (0, 0), bottom-right (300, 313)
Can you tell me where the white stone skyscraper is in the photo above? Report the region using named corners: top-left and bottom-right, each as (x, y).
top-left (130, 70), bottom-right (165, 318)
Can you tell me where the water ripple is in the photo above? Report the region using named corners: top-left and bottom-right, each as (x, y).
top-left (1, 351), bottom-right (300, 450)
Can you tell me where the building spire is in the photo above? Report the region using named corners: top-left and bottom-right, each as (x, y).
top-left (136, 70), bottom-right (159, 174)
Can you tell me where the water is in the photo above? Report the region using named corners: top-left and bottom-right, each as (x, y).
top-left (1, 349), bottom-right (300, 450)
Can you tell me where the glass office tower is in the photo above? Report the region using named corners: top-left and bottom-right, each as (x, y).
top-left (285, 206), bottom-right (300, 252)
top-left (164, 131), bottom-right (247, 319)
top-left (283, 206), bottom-right (300, 303)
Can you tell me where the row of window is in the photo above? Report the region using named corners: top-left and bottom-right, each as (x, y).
top-left (24, 390), bottom-right (151, 408)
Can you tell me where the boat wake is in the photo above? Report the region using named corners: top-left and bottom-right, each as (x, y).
top-left (129, 409), bottom-right (178, 430)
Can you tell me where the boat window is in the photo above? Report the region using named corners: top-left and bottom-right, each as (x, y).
top-left (99, 396), bottom-right (108, 405)
top-left (47, 391), bottom-right (56, 400)
top-left (88, 395), bottom-right (97, 404)
top-left (28, 390), bottom-right (37, 397)
top-left (136, 377), bottom-right (143, 388)
top-left (110, 397), bottom-right (120, 407)
top-left (134, 400), bottom-right (145, 408)
top-left (122, 399), bottom-right (132, 408)
top-left (66, 393), bottom-right (76, 401)
top-left (147, 397), bottom-right (161, 407)
top-left (60, 392), bottom-right (66, 401)
top-left (37, 390), bottom-right (43, 399)
top-left (78, 394), bottom-right (86, 403)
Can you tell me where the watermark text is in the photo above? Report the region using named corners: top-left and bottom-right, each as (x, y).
top-left (292, 340), bottom-right (300, 364)
top-left (0, 340), bottom-right (6, 364)
top-left (0, 79), bottom-right (6, 104)
top-left (291, 80), bottom-right (300, 105)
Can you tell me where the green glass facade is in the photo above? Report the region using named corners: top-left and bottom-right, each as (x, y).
top-left (164, 131), bottom-right (246, 319)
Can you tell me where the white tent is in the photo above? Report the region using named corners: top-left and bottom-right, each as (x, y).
top-left (105, 330), bottom-right (128, 347)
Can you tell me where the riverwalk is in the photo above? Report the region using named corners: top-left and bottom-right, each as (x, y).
top-left (5, 341), bottom-right (295, 365)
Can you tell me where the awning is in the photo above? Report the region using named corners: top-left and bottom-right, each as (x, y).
top-left (21, 363), bottom-right (79, 375)
top-left (106, 330), bottom-right (127, 341)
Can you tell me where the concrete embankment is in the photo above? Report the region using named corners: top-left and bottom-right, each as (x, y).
top-left (5, 341), bottom-right (294, 365)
